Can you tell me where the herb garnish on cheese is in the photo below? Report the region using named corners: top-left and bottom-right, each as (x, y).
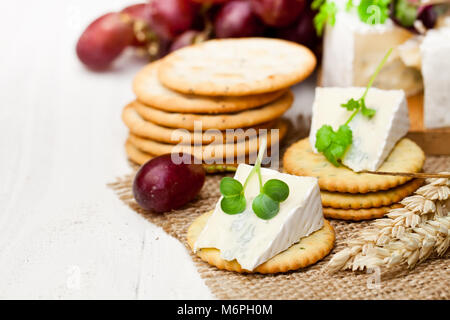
top-left (219, 138), bottom-right (290, 220)
top-left (315, 48), bottom-right (393, 167)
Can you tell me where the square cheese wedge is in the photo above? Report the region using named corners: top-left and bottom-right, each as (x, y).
top-left (421, 27), bottom-right (450, 129)
top-left (309, 87), bottom-right (410, 172)
top-left (194, 164), bottom-right (324, 271)
top-left (322, 2), bottom-right (422, 96)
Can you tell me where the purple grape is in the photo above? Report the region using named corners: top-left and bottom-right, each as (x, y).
top-left (191, 0), bottom-right (229, 3)
top-left (250, 0), bottom-right (306, 27)
top-left (276, 9), bottom-right (318, 48)
top-left (133, 154), bottom-right (205, 213)
top-left (214, 1), bottom-right (265, 38)
top-left (149, 0), bottom-right (199, 40)
top-left (170, 30), bottom-right (202, 52)
top-left (418, 5), bottom-right (437, 29)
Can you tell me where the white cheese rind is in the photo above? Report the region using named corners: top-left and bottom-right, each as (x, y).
top-left (322, 9), bottom-right (422, 96)
top-left (421, 27), bottom-right (450, 129)
top-left (194, 164), bottom-right (324, 271)
top-left (309, 87), bottom-right (410, 172)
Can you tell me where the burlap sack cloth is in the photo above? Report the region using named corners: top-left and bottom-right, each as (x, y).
top-left (110, 124), bottom-right (449, 300)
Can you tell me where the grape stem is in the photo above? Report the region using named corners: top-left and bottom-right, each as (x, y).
top-left (202, 164), bottom-right (237, 174)
top-left (198, 3), bottom-right (214, 41)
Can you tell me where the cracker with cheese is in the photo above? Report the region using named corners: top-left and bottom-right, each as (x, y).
top-left (188, 211), bottom-right (335, 274)
top-left (188, 141), bottom-right (335, 274)
top-left (284, 138), bottom-right (425, 194)
top-left (284, 49), bottom-right (427, 220)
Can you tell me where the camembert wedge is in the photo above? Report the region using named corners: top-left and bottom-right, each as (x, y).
top-left (309, 87), bottom-right (410, 172)
top-left (194, 164), bottom-right (324, 271)
top-left (322, 1), bottom-right (422, 96)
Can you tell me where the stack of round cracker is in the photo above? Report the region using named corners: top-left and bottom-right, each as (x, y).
top-left (283, 138), bottom-right (426, 221)
top-left (122, 38), bottom-right (316, 166)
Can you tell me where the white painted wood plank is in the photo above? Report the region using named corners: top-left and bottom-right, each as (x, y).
top-left (0, 0), bottom-right (213, 299)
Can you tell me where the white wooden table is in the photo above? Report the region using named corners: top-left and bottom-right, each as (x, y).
top-left (0, 0), bottom-right (314, 299)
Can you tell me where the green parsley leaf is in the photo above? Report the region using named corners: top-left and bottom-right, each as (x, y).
top-left (219, 177), bottom-right (243, 197)
top-left (346, 0), bottom-right (354, 11)
top-left (315, 124), bottom-right (353, 167)
top-left (252, 194), bottom-right (280, 220)
top-left (358, 0), bottom-right (390, 25)
top-left (313, 1), bottom-right (337, 36)
top-left (311, 0), bottom-right (325, 10)
top-left (360, 99), bottom-right (376, 118)
top-left (218, 136), bottom-right (290, 220)
top-left (335, 125), bottom-right (353, 147)
top-left (220, 194), bottom-right (246, 215)
top-left (262, 179), bottom-right (290, 202)
top-left (394, 0), bottom-right (417, 27)
top-left (341, 98), bottom-right (360, 111)
top-left (341, 98), bottom-right (376, 118)
top-left (315, 125), bottom-right (333, 151)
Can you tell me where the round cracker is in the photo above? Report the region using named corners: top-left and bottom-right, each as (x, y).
top-left (133, 91), bottom-right (293, 130)
top-left (283, 138), bottom-right (425, 194)
top-left (321, 179), bottom-right (424, 209)
top-left (158, 38), bottom-right (316, 96)
top-left (187, 211), bottom-right (335, 274)
top-left (122, 103), bottom-right (278, 144)
top-left (125, 140), bottom-right (241, 173)
top-left (125, 139), bottom-right (154, 165)
top-left (127, 120), bottom-right (287, 162)
top-left (323, 204), bottom-right (403, 221)
top-left (133, 61), bottom-right (287, 113)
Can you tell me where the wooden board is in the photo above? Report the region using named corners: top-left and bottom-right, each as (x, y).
top-left (406, 93), bottom-right (450, 155)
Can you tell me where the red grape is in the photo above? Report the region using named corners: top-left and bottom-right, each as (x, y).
top-left (191, 0), bottom-right (230, 3)
top-left (76, 13), bottom-right (134, 70)
top-left (276, 9), bottom-right (318, 48)
top-left (133, 154), bottom-right (206, 213)
top-left (121, 3), bottom-right (152, 23)
top-left (214, 1), bottom-right (265, 38)
top-left (149, 0), bottom-right (199, 40)
top-left (170, 30), bottom-right (202, 52)
top-left (418, 5), bottom-right (437, 29)
top-left (250, 0), bottom-right (306, 27)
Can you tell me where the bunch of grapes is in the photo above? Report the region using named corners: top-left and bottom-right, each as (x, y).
top-left (76, 0), bottom-right (319, 70)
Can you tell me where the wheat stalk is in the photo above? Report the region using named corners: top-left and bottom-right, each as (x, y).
top-left (327, 173), bottom-right (450, 273)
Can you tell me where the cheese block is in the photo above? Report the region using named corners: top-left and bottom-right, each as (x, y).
top-left (322, 2), bottom-right (422, 96)
top-left (397, 36), bottom-right (423, 70)
top-left (421, 27), bottom-right (450, 129)
top-left (309, 87), bottom-right (410, 172)
top-left (194, 164), bottom-right (324, 271)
